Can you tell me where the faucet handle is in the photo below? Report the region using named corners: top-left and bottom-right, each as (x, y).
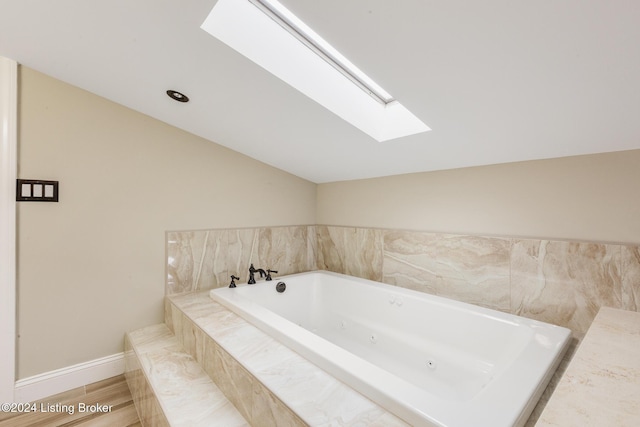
top-left (265, 269), bottom-right (278, 281)
top-left (229, 275), bottom-right (240, 288)
top-left (248, 264), bottom-right (256, 284)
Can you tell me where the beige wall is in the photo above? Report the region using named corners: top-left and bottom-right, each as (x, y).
top-left (17, 67), bottom-right (316, 378)
top-left (17, 65), bottom-right (640, 379)
top-left (317, 151), bottom-right (640, 244)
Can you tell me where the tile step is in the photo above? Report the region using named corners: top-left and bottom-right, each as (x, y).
top-left (125, 323), bottom-right (250, 427)
top-left (166, 291), bottom-right (409, 427)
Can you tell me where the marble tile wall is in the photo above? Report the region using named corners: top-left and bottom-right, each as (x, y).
top-left (510, 240), bottom-right (623, 335)
top-left (167, 224), bottom-right (640, 335)
top-left (166, 225), bottom-right (316, 295)
top-left (382, 231), bottom-right (511, 311)
top-left (316, 225), bottom-right (640, 336)
top-left (316, 226), bottom-right (383, 281)
top-left (165, 224), bottom-right (640, 425)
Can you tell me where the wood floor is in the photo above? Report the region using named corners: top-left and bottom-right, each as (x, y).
top-left (0, 375), bottom-right (141, 427)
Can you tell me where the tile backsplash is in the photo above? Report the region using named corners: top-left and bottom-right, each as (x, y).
top-left (381, 231), bottom-right (511, 312)
top-left (167, 224), bottom-right (640, 336)
top-left (317, 226), bottom-right (640, 336)
top-left (166, 226), bottom-right (316, 295)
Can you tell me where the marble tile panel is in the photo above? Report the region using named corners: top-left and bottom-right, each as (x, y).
top-left (164, 297), bottom-right (174, 333)
top-left (201, 336), bottom-right (218, 380)
top-left (238, 335), bottom-right (301, 376)
top-left (166, 230), bottom-right (229, 294)
top-left (167, 291), bottom-right (246, 329)
top-left (169, 291), bottom-right (224, 322)
top-left (345, 227), bottom-right (384, 281)
top-left (178, 312), bottom-right (195, 357)
top-left (317, 226), bottom-right (383, 281)
top-left (435, 234), bottom-right (511, 311)
top-left (127, 366), bottom-right (170, 427)
top-left (209, 322), bottom-right (276, 365)
top-left (197, 307), bottom-right (248, 337)
top-left (166, 231), bottom-right (208, 294)
top-left (123, 338), bottom-right (137, 380)
top-left (383, 230), bottom-right (442, 293)
top-left (168, 296), bottom-right (250, 350)
top-left (252, 380), bottom-right (307, 427)
top-left (511, 240), bottom-right (622, 335)
top-left (253, 350), bottom-right (398, 426)
top-left (316, 225), bottom-right (345, 274)
top-left (227, 228), bottom-right (258, 285)
top-left (621, 245), bottom-right (640, 311)
top-left (213, 343), bottom-right (255, 423)
top-left (253, 352), bottom-right (339, 425)
top-left (306, 225), bottom-right (319, 271)
top-left (193, 325), bottom-right (207, 364)
top-left (312, 382), bottom-right (403, 426)
top-left (176, 315), bottom-right (206, 364)
top-left (125, 334), bottom-right (172, 427)
top-left (127, 323), bottom-right (176, 352)
top-left (195, 229), bottom-right (228, 290)
top-left (168, 226), bottom-right (319, 294)
top-left (251, 226), bottom-right (310, 276)
top-left (383, 231), bottom-right (510, 311)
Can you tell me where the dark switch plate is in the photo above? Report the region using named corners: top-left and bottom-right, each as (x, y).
top-left (16, 179), bottom-right (59, 202)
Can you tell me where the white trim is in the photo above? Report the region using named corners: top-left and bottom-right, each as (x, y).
top-left (0, 56), bottom-right (18, 404)
top-left (14, 353), bottom-right (125, 403)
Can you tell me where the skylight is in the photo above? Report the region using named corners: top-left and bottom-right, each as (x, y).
top-left (201, 0), bottom-right (431, 142)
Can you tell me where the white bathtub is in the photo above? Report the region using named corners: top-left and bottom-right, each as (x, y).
top-left (210, 271), bottom-right (571, 427)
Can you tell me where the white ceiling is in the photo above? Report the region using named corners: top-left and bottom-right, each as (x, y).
top-left (1, 0), bottom-right (639, 183)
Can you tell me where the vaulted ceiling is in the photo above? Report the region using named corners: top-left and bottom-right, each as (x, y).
top-left (1, 0), bottom-right (639, 183)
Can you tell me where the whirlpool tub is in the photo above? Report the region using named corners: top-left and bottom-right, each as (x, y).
top-left (210, 271), bottom-right (571, 427)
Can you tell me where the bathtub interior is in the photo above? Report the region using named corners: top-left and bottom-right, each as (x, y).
top-left (211, 271), bottom-right (571, 427)
top-left (228, 273), bottom-right (534, 401)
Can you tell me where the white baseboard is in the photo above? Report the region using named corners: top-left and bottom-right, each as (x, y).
top-left (13, 353), bottom-right (125, 403)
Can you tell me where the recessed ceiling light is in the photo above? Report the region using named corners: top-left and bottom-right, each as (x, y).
top-left (201, 0), bottom-right (430, 142)
top-left (166, 90), bottom-right (189, 103)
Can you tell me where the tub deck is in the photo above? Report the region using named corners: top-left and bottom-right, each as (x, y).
top-left (537, 307), bottom-right (640, 426)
